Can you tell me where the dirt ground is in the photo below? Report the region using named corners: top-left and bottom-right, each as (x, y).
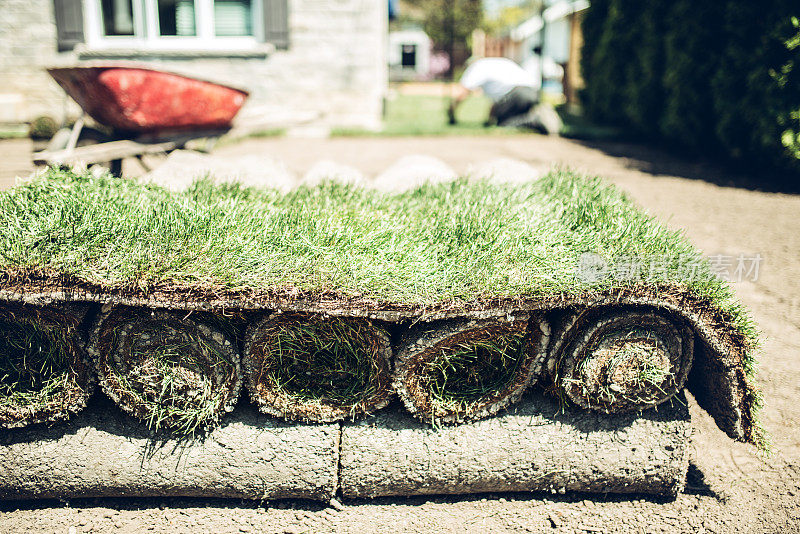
top-left (1, 134), bottom-right (799, 533)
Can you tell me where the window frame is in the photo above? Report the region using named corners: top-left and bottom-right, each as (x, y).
top-left (84, 0), bottom-right (264, 51)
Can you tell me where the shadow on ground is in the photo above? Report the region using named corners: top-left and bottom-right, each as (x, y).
top-left (0, 467), bottom-right (725, 515)
top-left (684, 462), bottom-right (720, 499)
top-left (577, 140), bottom-right (800, 194)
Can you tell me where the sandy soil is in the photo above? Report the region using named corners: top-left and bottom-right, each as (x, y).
top-left (1, 134), bottom-right (799, 533)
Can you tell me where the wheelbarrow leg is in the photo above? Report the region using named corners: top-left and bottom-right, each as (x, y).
top-left (65, 114), bottom-right (85, 153)
top-left (135, 154), bottom-right (153, 173)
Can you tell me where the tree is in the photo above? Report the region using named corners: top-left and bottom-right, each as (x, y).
top-left (580, 0), bottom-right (800, 171)
top-left (406, 0), bottom-right (484, 79)
top-left (482, 1), bottom-right (541, 37)
top-left (659, 0), bottom-right (721, 151)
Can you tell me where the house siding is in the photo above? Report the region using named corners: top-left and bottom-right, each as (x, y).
top-left (0, 0), bottom-right (387, 130)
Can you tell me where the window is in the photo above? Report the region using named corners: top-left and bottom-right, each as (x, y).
top-left (86, 0), bottom-right (264, 49)
top-left (214, 0), bottom-right (252, 37)
top-left (157, 0), bottom-right (197, 37)
top-left (100, 0), bottom-right (135, 36)
top-left (401, 44), bottom-right (416, 69)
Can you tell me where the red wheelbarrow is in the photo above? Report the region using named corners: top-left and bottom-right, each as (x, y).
top-left (34, 65), bottom-right (249, 175)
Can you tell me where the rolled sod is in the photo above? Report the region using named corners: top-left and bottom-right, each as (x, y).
top-left (0, 398), bottom-right (339, 501)
top-left (552, 308), bottom-right (693, 414)
top-left (244, 312), bottom-right (393, 422)
top-left (0, 304), bottom-right (94, 428)
top-left (88, 307), bottom-right (241, 434)
top-left (339, 391), bottom-right (691, 498)
top-left (0, 167), bottom-right (765, 449)
top-left (393, 315), bottom-right (550, 424)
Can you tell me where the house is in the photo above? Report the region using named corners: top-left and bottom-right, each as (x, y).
top-left (0, 0), bottom-right (388, 131)
top-left (387, 28), bottom-right (431, 81)
top-left (509, 0), bottom-right (587, 103)
top-left (473, 0), bottom-right (587, 103)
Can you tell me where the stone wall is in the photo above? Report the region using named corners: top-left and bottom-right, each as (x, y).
top-left (0, 0), bottom-right (68, 123)
top-left (0, 0), bottom-right (387, 130)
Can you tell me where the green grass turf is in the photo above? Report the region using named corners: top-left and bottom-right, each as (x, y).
top-left (422, 333), bottom-right (527, 415)
top-left (0, 166), bottom-right (755, 344)
top-left (0, 320), bottom-right (73, 414)
top-left (256, 317), bottom-right (384, 407)
top-left (109, 338), bottom-right (233, 434)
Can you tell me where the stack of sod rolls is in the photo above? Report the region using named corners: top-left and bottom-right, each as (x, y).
top-left (0, 167), bottom-right (764, 455)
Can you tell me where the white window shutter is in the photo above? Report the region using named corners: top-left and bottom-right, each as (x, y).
top-left (263, 0), bottom-right (289, 49)
top-left (53, 0), bottom-right (85, 51)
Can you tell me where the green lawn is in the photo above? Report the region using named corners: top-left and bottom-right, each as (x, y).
top-left (333, 93), bottom-right (518, 137)
top-left (332, 92), bottom-right (624, 140)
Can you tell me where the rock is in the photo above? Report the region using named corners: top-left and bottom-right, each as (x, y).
top-left (302, 160), bottom-right (365, 187)
top-left (371, 155), bottom-right (457, 193)
top-left (142, 150), bottom-right (297, 192)
top-left (467, 158), bottom-right (545, 185)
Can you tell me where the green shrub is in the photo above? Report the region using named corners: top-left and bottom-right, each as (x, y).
top-left (580, 0), bottom-right (621, 124)
top-left (659, 1), bottom-right (722, 151)
top-left (28, 116), bottom-right (57, 140)
top-left (621, 1), bottom-right (666, 135)
top-left (580, 0), bottom-right (800, 171)
top-left (711, 6), bottom-right (800, 165)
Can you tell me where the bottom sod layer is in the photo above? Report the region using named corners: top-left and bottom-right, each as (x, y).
top-left (0, 392), bottom-right (690, 500)
top-left (0, 397), bottom-right (339, 501)
top-left (340, 392), bottom-right (691, 498)
top-left (244, 312), bottom-right (393, 422)
top-left (0, 305), bottom-right (94, 428)
top-left (88, 307), bottom-right (241, 434)
top-left (393, 315), bottom-right (550, 424)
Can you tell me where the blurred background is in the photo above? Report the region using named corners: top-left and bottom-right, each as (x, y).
top-left (1, 0), bottom-right (797, 182)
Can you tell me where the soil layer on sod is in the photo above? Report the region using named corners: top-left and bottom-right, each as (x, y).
top-left (0, 391), bottom-right (689, 500)
top-left (0, 167), bottom-right (762, 448)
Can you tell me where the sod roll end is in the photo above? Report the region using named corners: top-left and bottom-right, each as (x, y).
top-left (0, 304), bottom-right (95, 429)
top-left (244, 312), bottom-right (394, 422)
top-left (393, 314), bottom-right (550, 424)
top-left (88, 307), bottom-right (241, 435)
top-left (552, 307), bottom-right (694, 414)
